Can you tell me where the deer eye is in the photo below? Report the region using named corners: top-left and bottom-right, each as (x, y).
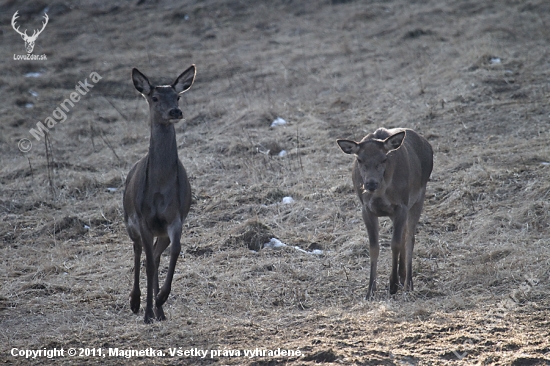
top-left (152, 96), bottom-right (158, 102)
top-left (177, 96), bottom-right (181, 101)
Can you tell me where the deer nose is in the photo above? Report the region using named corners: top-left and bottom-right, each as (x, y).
top-left (168, 108), bottom-right (183, 119)
top-left (365, 181), bottom-right (378, 192)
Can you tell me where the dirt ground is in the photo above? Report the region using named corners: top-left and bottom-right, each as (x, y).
top-left (1, 0), bottom-right (550, 364)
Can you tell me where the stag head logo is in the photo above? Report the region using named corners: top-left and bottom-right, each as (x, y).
top-left (11, 11), bottom-right (49, 54)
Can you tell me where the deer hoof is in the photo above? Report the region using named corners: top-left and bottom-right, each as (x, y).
top-left (389, 273), bottom-right (400, 294)
top-left (129, 291), bottom-right (141, 314)
top-left (366, 282), bottom-right (376, 300)
top-left (144, 309), bottom-right (155, 324)
top-left (155, 306), bottom-right (166, 321)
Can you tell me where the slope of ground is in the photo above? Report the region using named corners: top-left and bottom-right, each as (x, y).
top-left (0, 0), bottom-right (549, 364)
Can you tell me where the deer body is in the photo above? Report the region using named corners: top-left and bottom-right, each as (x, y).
top-left (337, 128), bottom-right (433, 299)
top-left (123, 66), bottom-right (195, 323)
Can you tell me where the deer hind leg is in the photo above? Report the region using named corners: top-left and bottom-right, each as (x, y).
top-left (156, 221), bottom-right (182, 311)
top-left (153, 236), bottom-right (171, 321)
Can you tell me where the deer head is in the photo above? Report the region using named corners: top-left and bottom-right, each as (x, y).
top-left (337, 130), bottom-right (406, 193)
top-left (12, 11), bottom-right (49, 54)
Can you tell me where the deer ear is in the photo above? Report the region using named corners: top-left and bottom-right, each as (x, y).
top-left (132, 68), bottom-right (151, 95)
top-left (383, 131), bottom-right (406, 152)
top-left (337, 140), bottom-right (359, 155)
top-left (173, 65), bottom-right (196, 94)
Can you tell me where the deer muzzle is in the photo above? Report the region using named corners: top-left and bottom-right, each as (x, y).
top-left (363, 181), bottom-right (379, 192)
top-left (168, 108), bottom-right (183, 120)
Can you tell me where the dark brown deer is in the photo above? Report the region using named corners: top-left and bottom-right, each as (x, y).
top-left (337, 128), bottom-right (433, 299)
top-left (123, 66), bottom-right (196, 323)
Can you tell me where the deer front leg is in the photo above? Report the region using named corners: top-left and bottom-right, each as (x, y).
top-left (129, 240), bottom-right (142, 314)
top-left (398, 227), bottom-right (408, 286)
top-left (404, 198), bottom-right (425, 291)
top-left (140, 227), bottom-right (156, 324)
top-left (390, 207), bottom-right (407, 295)
top-left (363, 208), bottom-right (379, 300)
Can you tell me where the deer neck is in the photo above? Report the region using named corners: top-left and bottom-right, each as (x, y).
top-left (147, 121), bottom-right (179, 185)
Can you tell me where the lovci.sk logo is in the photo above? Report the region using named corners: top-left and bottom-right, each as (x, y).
top-left (12, 11), bottom-right (48, 61)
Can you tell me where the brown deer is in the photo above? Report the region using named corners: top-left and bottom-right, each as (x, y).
top-left (123, 66), bottom-right (196, 323)
top-left (337, 128), bottom-right (433, 299)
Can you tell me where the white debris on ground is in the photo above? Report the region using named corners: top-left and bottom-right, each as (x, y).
top-left (281, 196), bottom-right (294, 204)
top-left (263, 238), bottom-right (287, 250)
top-left (489, 57), bottom-right (501, 64)
top-left (278, 150), bottom-right (287, 157)
top-left (262, 237), bottom-right (324, 255)
top-left (292, 246), bottom-right (323, 255)
top-left (25, 72), bottom-right (42, 78)
top-left (293, 246), bottom-right (307, 253)
top-left (270, 117), bottom-right (287, 127)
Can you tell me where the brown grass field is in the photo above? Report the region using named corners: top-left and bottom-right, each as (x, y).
top-left (1, 0), bottom-right (550, 364)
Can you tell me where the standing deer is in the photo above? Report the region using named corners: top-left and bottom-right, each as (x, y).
top-left (337, 128), bottom-right (433, 299)
top-left (123, 66), bottom-right (196, 323)
top-left (11, 11), bottom-right (48, 54)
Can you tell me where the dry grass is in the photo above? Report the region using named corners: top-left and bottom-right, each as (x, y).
top-left (1, 0), bottom-right (550, 364)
